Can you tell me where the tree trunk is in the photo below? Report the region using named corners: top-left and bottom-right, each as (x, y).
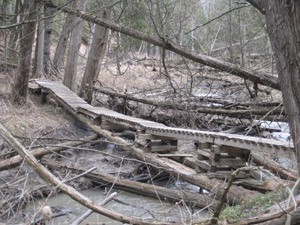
top-left (63, 0), bottom-right (88, 91)
top-left (79, 8), bottom-right (110, 103)
top-left (259, 1), bottom-right (300, 174)
top-left (12, 0), bottom-right (37, 104)
top-left (44, 1), bottom-right (280, 90)
top-left (0, 122), bottom-right (175, 225)
top-left (245, 0), bottom-right (300, 174)
top-left (33, 4), bottom-right (45, 78)
top-left (7, 0), bottom-right (21, 62)
top-left (44, 6), bottom-right (54, 76)
top-left (52, 14), bottom-right (75, 73)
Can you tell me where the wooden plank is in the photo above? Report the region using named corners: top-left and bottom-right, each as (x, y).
top-left (195, 141), bottom-right (210, 149)
top-left (148, 145), bottom-right (177, 153)
top-left (210, 145), bottom-right (221, 162)
top-left (197, 149), bottom-right (210, 159)
top-left (157, 153), bottom-right (194, 157)
top-left (207, 171), bottom-right (249, 179)
top-left (211, 158), bottom-right (246, 167)
top-left (195, 159), bottom-right (211, 171)
top-left (220, 145), bottom-right (250, 159)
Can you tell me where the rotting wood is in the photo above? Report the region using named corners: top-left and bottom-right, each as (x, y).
top-left (55, 96), bottom-right (257, 204)
top-left (251, 152), bottom-right (298, 181)
top-left (93, 87), bottom-right (284, 117)
top-left (34, 80), bottom-right (295, 201)
top-left (0, 134), bottom-right (99, 171)
top-left (34, 80), bottom-right (293, 156)
top-left (84, 122), bottom-right (257, 204)
top-left (43, 159), bottom-right (220, 210)
top-left (0, 122), bottom-right (178, 225)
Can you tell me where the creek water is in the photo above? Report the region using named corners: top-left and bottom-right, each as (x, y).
top-left (21, 187), bottom-right (208, 225)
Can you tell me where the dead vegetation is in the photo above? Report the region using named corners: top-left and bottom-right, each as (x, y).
top-left (0, 57), bottom-right (296, 225)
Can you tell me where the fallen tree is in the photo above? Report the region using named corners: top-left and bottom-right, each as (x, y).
top-left (251, 152), bottom-right (298, 181)
top-left (0, 134), bottom-right (98, 171)
top-left (94, 87), bottom-right (284, 117)
top-left (0, 122), bottom-right (179, 225)
top-left (43, 159), bottom-right (220, 210)
top-left (82, 120), bottom-right (258, 204)
top-left (43, 1), bottom-right (280, 90)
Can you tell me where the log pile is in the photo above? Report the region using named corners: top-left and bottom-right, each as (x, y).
top-left (1, 83), bottom-right (298, 224)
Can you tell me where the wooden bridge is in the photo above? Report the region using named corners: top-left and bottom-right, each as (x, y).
top-left (34, 80), bottom-right (294, 177)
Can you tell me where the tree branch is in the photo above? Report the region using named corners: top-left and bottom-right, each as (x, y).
top-left (0, 122), bottom-right (176, 225)
top-left (42, 0), bottom-right (280, 90)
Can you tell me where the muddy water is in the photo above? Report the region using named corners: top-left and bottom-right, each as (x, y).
top-left (23, 188), bottom-right (208, 225)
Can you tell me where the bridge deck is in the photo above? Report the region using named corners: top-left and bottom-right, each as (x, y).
top-left (35, 80), bottom-right (294, 156)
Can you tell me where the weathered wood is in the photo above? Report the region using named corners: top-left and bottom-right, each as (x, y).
top-left (211, 145), bottom-right (221, 162)
top-left (197, 149), bottom-right (210, 159)
top-left (157, 153), bottom-right (194, 157)
top-left (251, 152), bottom-right (298, 181)
top-left (220, 146), bottom-right (250, 159)
top-left (70, 192), bottom-right (117, 225)
top-left (35, 80), bottom-right (294, 157)
top-left (43, 159), bottom-right (219, 210)
top-left (93, 87), bottom-right (284, 116)
top-left (195, 160), bottom-right (212, 171)
top-left (211, 158), bottom-right (246, 168)
top-left (0, 134), bottom-right (98, 171)
top-left (85, 124), bottom-right (257, 204)
top-left (0, 122), bottom-right (176, 225)
top-left (148, 145), bottom-right (177, 153)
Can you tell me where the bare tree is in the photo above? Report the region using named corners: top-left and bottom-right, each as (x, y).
top-left (33, 4), bottom-right (45, 78)
top-left (79, 5), bottom-right (110, 103)
top-left (52, 13), bottom-right (74, 74)
top-left (12, 0), bottom-right (38, 104)
top-left (63, 0), bottom-right (88, 91)
top-left (44, 6), bottom-right (54, 75)
top-left (247, 0), bottom-right (300, 173)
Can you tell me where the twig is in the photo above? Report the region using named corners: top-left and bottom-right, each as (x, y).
top-left (0, 122), bottom-right (177, 225)
top-left (70, 192), bottom-right (117, 225)
top-left (210, 167), bottom-right (253, 224)
top-left (63, 167), bottom-right (97, 183)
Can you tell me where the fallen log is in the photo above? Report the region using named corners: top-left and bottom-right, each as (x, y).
top-left (0, 134), bottom-right (99, 171)
top-left (94, 87), bottom-right (284, 117)
top-left (251, 152), bottom-right (298, 181)
top-left (34, 83), bottom-right (258, 204)
top-left (43, 159), bottom-right (220, 210)
top-left (0, 122), bottom-right (178, 225)
top-left (84, 121), bottom-right (257, 204)
top-left (45, 1), bottom-right (280, 90)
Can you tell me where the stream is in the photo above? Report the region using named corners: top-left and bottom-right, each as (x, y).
top-left (20, 187), bottom-right (208, 225)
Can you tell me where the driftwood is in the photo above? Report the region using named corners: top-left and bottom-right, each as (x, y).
top-left (43, 159), bottom-right (220, 210)
top-left (0, 122), bottom-right (179, 225)
top-left (0, 134), bottom-right (98, 171)
top-left (45, 1), bottom-right (280, 90)
top-left (251, 152), bottom-right (298, 181)
top-left (94, 87), bottom-right (284, 117)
